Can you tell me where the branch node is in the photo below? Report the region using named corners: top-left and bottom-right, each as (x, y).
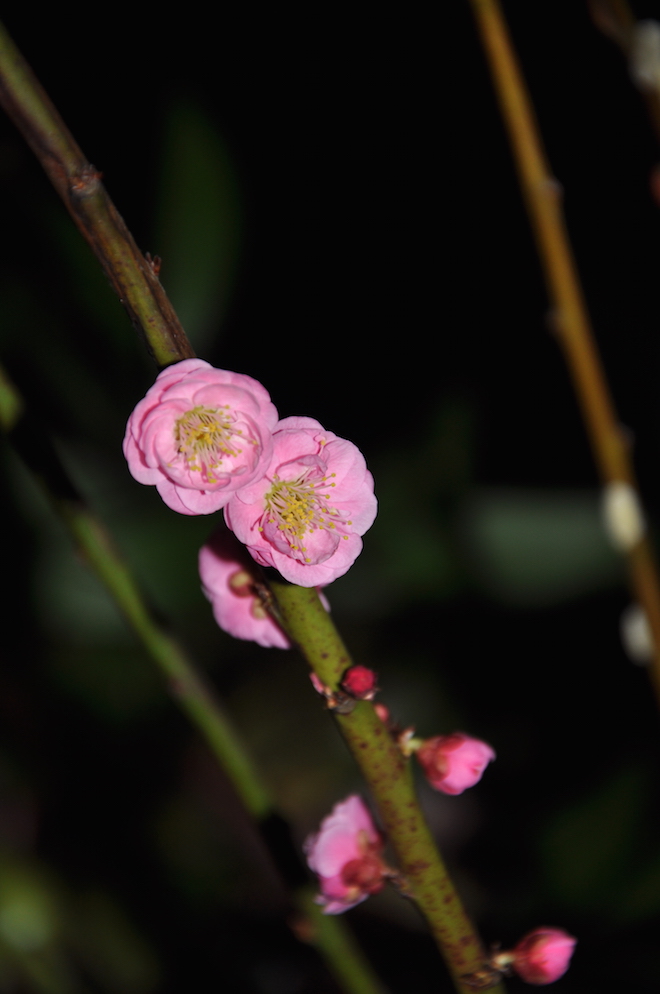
top-left (70, 164), bottom-right (102, 198)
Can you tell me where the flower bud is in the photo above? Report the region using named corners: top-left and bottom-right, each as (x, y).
top-left (374, 703), bottom-right (391, 725)
top-left (416, 732), bottom-right (495, 795)
top-left (303, 795), bottom-right (387, 914)
top-left (511, 927), bottom-right (576, 985)
top-left (341, 665), bottom-right (378, 700)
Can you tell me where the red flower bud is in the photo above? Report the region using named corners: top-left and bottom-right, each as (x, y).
top-left (341, 665), bottom-right (378, 700)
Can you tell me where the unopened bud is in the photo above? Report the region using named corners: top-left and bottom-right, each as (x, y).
top-left (630, 20), bottom-right (660, 92)
top-left (602, 481), bottom-right (645, 552)
top-left (620, 603), bottom-right (654, 665)
top-left (341, 665), bottom-right (378, 700)
top-left (374, 703), bottom-right (390, 725)
top-left (416, 732), bottom-right (495, 795)
top-left (506, 927), bottom-right (576, 985)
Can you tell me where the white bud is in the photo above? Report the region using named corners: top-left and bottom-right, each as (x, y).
top-left (602, 482), bottom-right (645, 552)
top-left (620, 603), bottom-right (653, 666)
top-left (630, 20), bottom-right (660, 91)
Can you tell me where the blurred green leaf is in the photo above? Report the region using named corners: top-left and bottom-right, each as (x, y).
top-left (462, 488), bottom-right (624, 606)
top-left (540, 764), bottom-right (648, 914)
top-left (154, 99), bottom-right (243, 350)
top-left (618, 848), bottom-right (660, 923)
top-left (69, 892), bottom-right (161, 994)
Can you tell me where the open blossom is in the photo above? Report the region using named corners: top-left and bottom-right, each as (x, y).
top-left (304, 795), bottom-right (387, 914)
top-left (224, 416), bottom-right (377, 586)
top-left (510, 927), bottom-right (577, 985)
top-left (123, 359), bottom-right (278, 515)
top-left (199, 529), bottom-right (291, 648)
top-left (200, 528), bottom-right (330, 648)
top-left (416, 732), bottom-right (495, 795)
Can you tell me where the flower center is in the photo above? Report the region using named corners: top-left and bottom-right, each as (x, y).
top-left (174, 405), bottom-right (244, 481)
top-left (260, 465), bottom-right (352, 562)
top-left (340, 829), bottom-right (386, 899)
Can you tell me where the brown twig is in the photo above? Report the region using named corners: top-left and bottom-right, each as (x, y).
top-left (469, 0), bottom-right (660, 708)
top-left (0, 22), bottom-right (192, 368)
top-left (587, 0), bottom-right (660, 146)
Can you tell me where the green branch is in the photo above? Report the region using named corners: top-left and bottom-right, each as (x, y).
top-left (0, 364), bottom-right (387, 994)
top-left (0, 21), bottom-right (505, 991)
top-left (270, 581), bottom-right (506, 994)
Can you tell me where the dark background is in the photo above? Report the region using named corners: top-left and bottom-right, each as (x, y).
top-left (1, 2), bottom-right (660, 991)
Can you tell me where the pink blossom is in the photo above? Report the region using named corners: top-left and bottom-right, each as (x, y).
top-left (304, 795), bottom-right (387, 914)
top-left (511, 927), bottom-right (576, 985)
top-left (199, 529), bottom-right (291, 648)
top-left (224, 417), bottom-right (377, 586)
top-left (123, 359), bottom-right (278, 515)
top-left (416, 732), bottom-right (495, 795)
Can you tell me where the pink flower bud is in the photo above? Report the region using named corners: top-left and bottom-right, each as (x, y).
top-left (341, 665), bottom-right (378, 700)
top-left (200, 528), bottom-right (330, 648)
top-left (416, 732), bottom-right (495, 795)
top-left (199, 529), bottom-right (290, 648)
top-left (374, 703), bottom-right (391, 725)
top-left (511, 927), bottom-right (576, 985)
top-left (309, 672), bottom-right (327, 696)
top-left (303, 795), bottom-right (387, 914)
top-left (224, 416), bottom-right (377, 586)
top-left (123, 359), bottom-right (278, 515)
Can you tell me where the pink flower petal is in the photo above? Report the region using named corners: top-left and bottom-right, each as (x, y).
top-left (303, 796), bottom-right (385, 914)
top-left (225, 420), bottom-right (377, 586)
top-left (123, 360), bottom-right (278, 515)
top-left (199, 530), bottom-right (291, 648)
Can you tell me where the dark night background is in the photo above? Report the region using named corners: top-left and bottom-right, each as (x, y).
top-left (1, 2), bottom-right (660, 991)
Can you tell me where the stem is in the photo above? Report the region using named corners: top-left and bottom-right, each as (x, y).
top-left (469, 0), bottom-right (660, 709)
top-left (270, 581), bottom-right (506, 994)
top-left (0, 21), bottom-right (192, 368)
top-left (587, 2), bottom-right (660, 151)
top-left (298, 891), bottom-right (395, 994)
top-left (0, 22), bottom-right (504, 990)
top-left (0, 366), bottom-right (387, 994)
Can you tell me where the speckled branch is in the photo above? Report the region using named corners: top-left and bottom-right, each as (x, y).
top-left (0, 21), bottom-right (192, 368)
top-left (270, 581), bottom-right (506, 994)
top-left (0, 21), bottom-right (505, 992)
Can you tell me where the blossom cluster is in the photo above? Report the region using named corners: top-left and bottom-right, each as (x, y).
top-left (304, 795), bottom-right (576, 983)
top-left (125, 362), bottom-right (575, 987)
top-left (124, 361), bottom-right (378, 628)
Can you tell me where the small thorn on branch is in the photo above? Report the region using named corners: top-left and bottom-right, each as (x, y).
top-left (145, 252), bottom-right (162, 276)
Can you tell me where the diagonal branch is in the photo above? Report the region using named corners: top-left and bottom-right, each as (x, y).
top-left (0, 361), bottom-right (388, 994)
top-left (0, 21), bottom-right (506, 992)
top-left (0, 21), bottom-right (192, 368)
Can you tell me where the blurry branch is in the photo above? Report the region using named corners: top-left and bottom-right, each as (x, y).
top-left (587, 0), bottom-right (660, 146)
top-left (469, 0), bottom-right (660, 709)
top-left (588, 0), bottom-right (635, 47)
top-left (0, 364), bottom-right (388, 994)
top-left (0, 20), bottom-right (504, 992)
top-left (0, 21), bottom-right (192, 368)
